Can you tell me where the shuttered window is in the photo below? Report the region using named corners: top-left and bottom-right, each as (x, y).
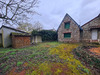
top-left (64, 33), bottom-right (71, 38)
top-left (65, 22), bottom-right (70, 29)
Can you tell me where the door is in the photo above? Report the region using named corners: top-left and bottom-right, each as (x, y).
top-left (92, 29), bottom-right (97, 40)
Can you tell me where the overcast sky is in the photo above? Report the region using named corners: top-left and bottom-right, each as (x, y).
top-left (31, 0), bottom-right (100, 30)
top-left (0, 0), bottom-right (100, 30)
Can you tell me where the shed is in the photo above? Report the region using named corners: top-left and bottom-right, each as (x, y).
top-left (0, 25), bottom-right (29, 48)
top-left (11, 33), bottom-right (31, 48)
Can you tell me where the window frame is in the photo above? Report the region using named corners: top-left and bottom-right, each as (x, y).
top-left (64, 22), bottom-right (70, 29)
top-left (64, 33), bottom-right (71, 38)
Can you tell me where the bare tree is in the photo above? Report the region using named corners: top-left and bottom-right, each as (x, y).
top-left (17, 22), bottom-right (34, 32)
top-left (0, 0), bottom-right (39, 25)
top-left (17, 21), bottom-right (43, 32)
top-left (33, 21), bottom-right (43, 31)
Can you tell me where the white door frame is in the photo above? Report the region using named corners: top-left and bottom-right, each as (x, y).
top-left (91, 29), bottom-right (98, 40)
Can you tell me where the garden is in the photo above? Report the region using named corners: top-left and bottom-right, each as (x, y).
top-left (0, 42), bottom-right (100, 75)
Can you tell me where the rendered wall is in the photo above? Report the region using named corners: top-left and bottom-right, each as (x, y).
top-left (0, 34), bottom-right (2, 47)
top-left (2, 27), bottom-right (22, 47)
top-left (32, 36), bottom-right (42, 43)
top-left (0, 29), bottom-right (2, 33)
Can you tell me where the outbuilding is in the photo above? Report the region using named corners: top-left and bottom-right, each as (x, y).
top-left (0, 25), bottom-right (31, 48)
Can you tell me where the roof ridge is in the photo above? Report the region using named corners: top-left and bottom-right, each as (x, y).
top-left (1, 25), bottom-right (28, 33)
top-left (57, 13), bottom-right (82, 31)
top-left (81, 14), bottom-right (100, 27)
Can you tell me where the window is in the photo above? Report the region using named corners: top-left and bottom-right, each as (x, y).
top-left (64, 33), bottom-right (71, 38)
top-left (64, 22), bottom-right (70, 29)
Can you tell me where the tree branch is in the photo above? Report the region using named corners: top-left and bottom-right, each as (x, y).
top-left (0, 0), bottom-right (39, 25)
top-left (11, 4), bottom-right (19, 20)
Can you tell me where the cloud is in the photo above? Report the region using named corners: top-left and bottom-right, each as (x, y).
top-left (79, 0), bottom-right (100, 25)
top-left (32, 0), bottom-right (83, 30)
top-left (1, 0), bottom-right (100, 30)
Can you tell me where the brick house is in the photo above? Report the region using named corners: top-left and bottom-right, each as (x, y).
top-left (57, 13), bottom-right (100, 43)
top-left (57, 13), bottom-right (82, 43)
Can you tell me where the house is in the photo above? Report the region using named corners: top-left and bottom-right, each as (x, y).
top-left (82, 14), bottom-right (100, 43)
top-left (57, 13), bottom-right (100, 43)
top-left (0, 25), bottom-right (31, 48)
top-left (57, 13), bottom-right (82, 43)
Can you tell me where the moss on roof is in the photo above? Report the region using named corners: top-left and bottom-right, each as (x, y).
top-left (11, 32), bottom-right (31, 37)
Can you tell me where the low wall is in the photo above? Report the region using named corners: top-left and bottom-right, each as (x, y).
top-left (12, 35), bottom-right (31, 48)
top-left (31, 35), bottom-right (42, 43)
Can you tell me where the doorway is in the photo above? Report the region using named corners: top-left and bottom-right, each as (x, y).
top-left (91, 29), bottom-right (98, 40)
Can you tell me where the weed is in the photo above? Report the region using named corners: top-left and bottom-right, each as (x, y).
top-left (0, 42), bottom-right (93, 75)
top-left (49, 44), bottom-right (91, 75)
top-left (0, 56), bottom-right (9, 63)
top-left (0, 63), bottom-right (6, 68)
top-left (83, 69), bottom-right (90, 74)
top-left (10, 52), bottom-right (16, 55)
top-left (74, 46), bottom-right (100, 73)
top-left (17, 62), bottom-right (23, 66)
top-left (3, 65), bottom-right (10, 73)
top-left (0, 54), bottom-right (4, 58)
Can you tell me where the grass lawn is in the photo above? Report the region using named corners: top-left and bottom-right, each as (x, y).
top-left (0, 42), bottom-right (93, 75)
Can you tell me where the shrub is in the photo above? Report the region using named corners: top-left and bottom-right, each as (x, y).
top-left (39, 30), bottom-right (57, 41)
top-left (31, 30), bottom-right (57, 41)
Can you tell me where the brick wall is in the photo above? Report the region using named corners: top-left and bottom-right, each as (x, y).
top-left (12, 35), bottom-right (31, 48)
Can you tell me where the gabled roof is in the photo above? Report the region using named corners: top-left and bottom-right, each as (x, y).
top-left (57, 13), bottom-right (82, 32)
top-left (81, 14), bottom-right (100, 27)
top-left (0, 25), bottom-right (28, 34)
top-left (10, 32), bottom-right (31, 37)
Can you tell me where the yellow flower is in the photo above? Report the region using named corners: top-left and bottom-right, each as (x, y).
top-left (49, 43), bottom-right (91, 75)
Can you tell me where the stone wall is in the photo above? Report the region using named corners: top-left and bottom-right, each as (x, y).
top-left (82, 15), bottom-right (100, 42)
top-left (58, 14), bottom-right (80, 43)
top-left (12, 35), bottom-right (31, 48)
